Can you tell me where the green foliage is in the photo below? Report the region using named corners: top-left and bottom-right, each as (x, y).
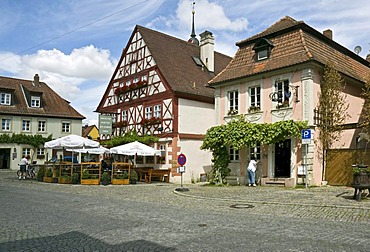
top-left (60, 175), bottom-right (72, 183)
top-left (101, 130), bottom-right (158, 148)
top-left (101, 172), bottom-right (110, 182)
top-left (72, 173), bottom-right (80, 184)
top-left (360, 74), bottom-right (370, 132)
top-left (82, 169), bottom-right (89, 179)
top-left (116, 170), bottom-right (129, 179)
top-left (130, 170), bottom-right (138, 181)
top-left (0, 133), bottom-right (52, 148)
top-left (46, 168), bottom-right (53, 177)
top-left (37, 166), bottom-right (45, 180)
top-left (201, 116), bottom-right (308, 184)
top-left (352, 166), bottom-right (370, 175)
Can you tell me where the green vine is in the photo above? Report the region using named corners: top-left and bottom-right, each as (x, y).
top-left (101, 130), bottom-right (158, 148)
top-left (0, 133), bottom-right (52, 148)
top-left (201, 116), bottom-right (308, 184)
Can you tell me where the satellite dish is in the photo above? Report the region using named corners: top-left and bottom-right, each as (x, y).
top-left (354, 45), bottom-right (362, 55)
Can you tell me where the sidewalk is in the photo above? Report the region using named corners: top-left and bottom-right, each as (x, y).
top-left (174, 183), bottom-right (370, 209)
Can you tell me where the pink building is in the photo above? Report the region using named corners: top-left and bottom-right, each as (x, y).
top-left (208, 16), bottom-right (370, 186)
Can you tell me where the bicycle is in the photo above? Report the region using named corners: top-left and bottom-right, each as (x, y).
top-left (17, 164), bottom-right (36, 179)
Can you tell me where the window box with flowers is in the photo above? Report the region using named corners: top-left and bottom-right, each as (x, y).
top-left (114, 121), bottom-right (128, 128)
top-left (227, 109), bottom-right (238, 116)
top-left (248, 105), bottom-right (261, 113)
top-left (114, 80), bottom-right (148, 96)
top-left (140, 117), bottom-right (162, 126)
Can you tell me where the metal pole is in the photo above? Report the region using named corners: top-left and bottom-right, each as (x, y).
top-left (180, 169), bottom-right (183, 188)
top-left (305, 144), bottom-right (308, 189)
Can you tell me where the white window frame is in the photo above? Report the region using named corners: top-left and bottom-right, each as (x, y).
top-left (249, 86), bottom-right (261, 108)
top-left (250, 142), bottom-right (261, 160)
top-left (0, 93), bottom-right (11, 105)
top-left (62, 121), bottom-right (71, 133)
top-left (1, 118), bottom-right (11, 131)
top-left (276, 79), bottom-right (291, 105)
top-left (229, 146), bottom-right (239, 161)
top-left (38, 120), bottom-right (46, 132)
top-left (31, 96), bottom-right (40, 108)
top-left (22, 119), bottom-right (31, 132)
top-left (145, 107), bottom-right (152, 119)
top-left (153, 105), bottom-right (161, 118)
top-left (122, 110), bottom-right (128, 122)
top-left (37, 148), bottom-right (45, 155)
top-left (228, 90), bottom-right (239, 112)
top-left (257, 49), bottom-right (268, 60)
top-left (22, 148), bottom-right (31, 157)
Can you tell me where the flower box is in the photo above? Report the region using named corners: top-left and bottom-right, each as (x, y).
top-left (111, 178), bottom-right (130, 185)
top-left (81, 179), bottom-right (100, 185)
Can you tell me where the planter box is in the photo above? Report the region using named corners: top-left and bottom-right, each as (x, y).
top-left (59, 177), bottom-right (72, 184)
top-left (43, 177), bottom-right (53, 183)
top-left (81, 179), bottom-right (100, 185)
top-left (111, 178), bottom-right (130, 185)
top-left (353, 173), bottom-right (370, 186)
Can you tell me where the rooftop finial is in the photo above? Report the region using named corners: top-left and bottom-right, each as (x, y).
top-left (188, 1), bottom-right (199, 45)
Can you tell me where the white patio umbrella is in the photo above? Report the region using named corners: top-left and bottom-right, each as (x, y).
top-left (66, 147), bottom-right (110, 154)
top-left (110, 141), bottom-right (160, 156)
top-left (44, 134), bottom-right (100, 149)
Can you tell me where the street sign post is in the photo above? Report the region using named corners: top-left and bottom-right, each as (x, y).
top-left (301, 129), bottom-right (312, 189)
top-left (175, 153), bottom-right (189, 192)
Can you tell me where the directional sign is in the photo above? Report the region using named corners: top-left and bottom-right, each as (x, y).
top-left (301, 129), bottom-right (312, 144)
top-left (177, 153), bottom-right (187, 166)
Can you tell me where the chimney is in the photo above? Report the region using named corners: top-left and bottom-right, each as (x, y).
top-left (323, 29), bottom-right (333, 40)
top-left (200, 30), bottom-right (214, 72)
top-left (366, 54), bottom-right (370, 63)
top-left (34, 74), bottom-right (40, 86)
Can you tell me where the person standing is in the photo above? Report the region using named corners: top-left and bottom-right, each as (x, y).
top-left (247, 158), bottom-right (258, 187)
top-left (19, 155), bottom-right (29, 180)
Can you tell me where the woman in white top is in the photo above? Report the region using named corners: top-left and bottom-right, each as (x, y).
top-left (247, 158), bottom-right (258, 186)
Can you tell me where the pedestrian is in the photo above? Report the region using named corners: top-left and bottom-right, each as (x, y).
top-left (247, 158), bottom-right (259, 187)
top-left (19, 155), bottom-right (29, 180)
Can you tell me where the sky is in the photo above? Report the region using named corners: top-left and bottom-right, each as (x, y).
top-left (1, 0), bottom-right (369, 126)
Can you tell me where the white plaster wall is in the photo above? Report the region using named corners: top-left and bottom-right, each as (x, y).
top-left (171, 138), bottom-right (213, 184)
top-left (178, 98), bottom-right (215, 134)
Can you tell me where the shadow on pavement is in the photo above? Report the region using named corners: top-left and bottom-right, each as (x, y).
top-left (0, 231), bottom-right (175, 251)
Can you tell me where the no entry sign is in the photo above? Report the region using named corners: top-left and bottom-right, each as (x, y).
top-left (177, 153), bottom-right (187, 166)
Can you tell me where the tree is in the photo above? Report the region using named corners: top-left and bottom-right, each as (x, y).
top-left (360, 73), bottom-right (370, 132)
top-left (317, 61), bottom-right (349, 180)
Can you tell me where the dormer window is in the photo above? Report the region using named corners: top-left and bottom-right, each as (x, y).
top-left (253, 38), bottom-right (274, 61)
top-left (31, 96), bottom-right (41, 108)
top-left (0, 92), bottom-right (11, 105)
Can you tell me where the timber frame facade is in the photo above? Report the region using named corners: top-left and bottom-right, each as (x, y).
top-left (96, 25), bottom-right (231, 183)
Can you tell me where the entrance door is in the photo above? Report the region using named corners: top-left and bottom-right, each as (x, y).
top-left (274, 139), bottom-right (291, 177)
top-left (0, 148), bottom-right (11, 169)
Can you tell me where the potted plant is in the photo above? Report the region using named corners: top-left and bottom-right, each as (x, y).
top-left (43, 168), bottom-right (53, 183)
top-left (112, 170), bottom-right (130, 185)
top-left (130, 170), bottom-right (138, 184)
top-left (72, 173), bottom-right (80, 184)
top-left (59, 175), bottom-right (72, 184)
top-left (101, 172), bottom-right (110, 186)
top-left (37, 166), bottom-right (45, 182)
top-left (81, 168), bottom-right (100, 185)
top-left (52, 168), bottom-right (59, 183)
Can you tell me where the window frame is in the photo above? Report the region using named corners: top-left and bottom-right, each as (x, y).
top-left (145, 106), bottom-right (152, 119)
top-left (153, 105), bottom-right (161, 118)
top-left (62, 121), bottom-right (71, 133)
top-left (250, 142), bottom-right (261, 160)
top-left (227, 90), bottom-right (239, 112)
top-left (275, 79), bottom-right (291, 105)
top-left (249, 86), bottom-right (261, 108)
top-left (31, 96), bottom-right (41, 108)
top-left (22, 119), bottom-right (31, 132)
top-left (229, 146), bottom-right (239, 161)
top-left (1, 118), bottom-right (11, 131)
top-left (0, 92), bottom-right (11, 105)
top-left (38, 120), bottom-right (46, 132)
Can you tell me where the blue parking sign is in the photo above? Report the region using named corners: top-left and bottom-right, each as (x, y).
top-left (301, 129), bottom-right (312, 144)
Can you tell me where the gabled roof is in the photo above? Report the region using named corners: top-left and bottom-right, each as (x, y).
top-left (82, 125), bottom-right (97, 138)
top-left (209, 16), bottom-right (370, 86)
top-left (96, 25), bottom-right (232, 112)
top-left (0, 76), bottom-right (84, 119)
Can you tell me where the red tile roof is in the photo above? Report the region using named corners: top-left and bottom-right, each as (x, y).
top-left (209, 16), bottom-right (370, 85)
top-left (0, 76), bottom-right (84, 119)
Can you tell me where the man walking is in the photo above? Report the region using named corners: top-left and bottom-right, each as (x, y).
top-left (19, 155), bottom-right (29, 180)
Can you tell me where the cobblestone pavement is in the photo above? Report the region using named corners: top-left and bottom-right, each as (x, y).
top-left (1, 170), bottom-right (370, 251)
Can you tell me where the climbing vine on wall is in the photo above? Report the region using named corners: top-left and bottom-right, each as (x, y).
top-left (200, 116), bottom-right (308, 184)
top-left (0, 133), bottom-right (52, 148)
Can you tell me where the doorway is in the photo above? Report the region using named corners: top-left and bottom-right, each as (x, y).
top-left (274, 139), bottom-right (291, 177)
top-left (0, 148), bottom-right (11, 169)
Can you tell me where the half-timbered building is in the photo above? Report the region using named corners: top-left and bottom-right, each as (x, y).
top-left (96, 25), bottom-right (231, 183)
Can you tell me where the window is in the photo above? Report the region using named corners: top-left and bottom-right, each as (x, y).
top-left (145, 107), bottom-right (152, 119)
top-left (0, 93), bottom-right (11, 105)
top-left (249, 86), bottom-right (261, 111)
top-left (62, 122), bottom-right (70, 133)
top-left (22, 119), bottom-right (31, 132)
top-left (257, 49), bottom-right (268, 60)
top-left (22, 148), bottom-right (31, 157)
top-left (229, 146), bottom-right (239, 161)
top-left (38, 120), bottom-right (46, 132)
top-left (1, 118), bottom-right (11, 131)
top-left (154, 105), bottom-right (161, 118)
top-left (31, 96), bottom-right (40, 108)
top-left (37, 148), bottom-right (45, 158)
top-left (228, 90), bottom-right (239, 114)
top-left (122, 110), bottom-right (127, 121)
top-left (275, 79), bottom-right (291, 105)
top-left (250, 142), bottom-right (261, 160)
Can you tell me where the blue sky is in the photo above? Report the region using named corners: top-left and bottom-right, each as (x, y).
top-left (1, 0), bottom-right (369, 126)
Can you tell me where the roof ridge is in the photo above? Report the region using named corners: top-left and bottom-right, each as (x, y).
top-left (299, 29), bottom-right (313, 59)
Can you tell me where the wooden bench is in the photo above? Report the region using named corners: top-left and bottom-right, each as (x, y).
top-left (145, 169), bottom-right (171, 183)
